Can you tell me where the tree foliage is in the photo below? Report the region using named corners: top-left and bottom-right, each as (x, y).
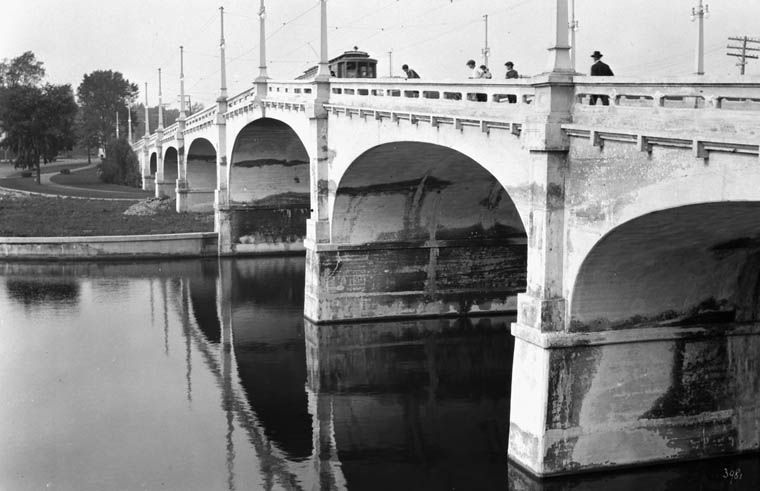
top-left (0, 51), bottom-right (45, 88)
top-left (0, 52), bottom-right (78, 182)
top-left (76, 70), bottom-right (138, 150)
top-left (98, 138), bottom-right (140, 186)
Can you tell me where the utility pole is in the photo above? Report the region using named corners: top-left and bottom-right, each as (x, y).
top-left (158, 68), bottom-right (164, 130)
top-left (388, 50), bottom-right (393, 77)
top-left (691, 1), bottom-right (708, 75)
top-left (316, 0), bottom-right (329, 80)
top-left (127, 105), bottom-right (132, 143)
top-left (219, 6), bottom-right (228, 100)
top-left (144, 82), bottom-right (150, 136)
top-left (569, 0), bottom-right (579, 71)
top-left (257, 0), bottom-right (269, 80)
top-left (115, 111), bottom-right (120, 139)
top-left (727, 36), bottom-right (760, 75)
top-left (482, 14), bottom-right (490, 67)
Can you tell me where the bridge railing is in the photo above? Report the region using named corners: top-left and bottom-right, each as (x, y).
top-left (161, 122), bottom-right (179, 145)
top-left (326, 79), bottom-right (535, 115)
top-left (185, 106), bottom-right (217, 133)
top-left (227, 87), bottom-right (257, 112)
top-left (573, 76), bottom-right (760, 110)
top-left (266, 80), bottom-right (316, 102)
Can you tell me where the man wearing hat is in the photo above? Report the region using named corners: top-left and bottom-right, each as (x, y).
top-left (504, 62), bottom-right (518, 103)
top-left (590, 51), bottom-right (613, 105)
top-left (505, 61), bottom-right (518, 79)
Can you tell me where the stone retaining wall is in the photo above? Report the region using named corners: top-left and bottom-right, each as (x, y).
top-left (0, 232), bottom-right (218, 260)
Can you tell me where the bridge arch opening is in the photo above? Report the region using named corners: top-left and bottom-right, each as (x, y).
top-left (326, 141), bottom-right (527, 318)
top-left (571, 202), bottom-right (760, 332)
top-left (228, 118), bottom-right (311, 248)
top-left (185, 138), bottom-right (217, 212)
top-left (149, 152), bottom-right (157, 175)
top-left (163, 146), bottom-right (179, 183)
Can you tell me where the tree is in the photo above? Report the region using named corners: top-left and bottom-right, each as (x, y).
top-left (0, 51), bottom-right (45, 88)
top-left (0, 83), bottom-right (78, 183)
top-left (76, 70), bottom-right (138, 152)
top-left (98, 138), bottom-right (140, 187)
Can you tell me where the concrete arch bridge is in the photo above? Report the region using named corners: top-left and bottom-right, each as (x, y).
top-left (131, 1), bottom-right (760, 477)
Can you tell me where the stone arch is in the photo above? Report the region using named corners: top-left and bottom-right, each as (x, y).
top-left (185, 138), bottom-right (217, 212)
top-left (226, 118), bottom-right (311, 249)
top-left (570, 202), bottom-right (760, 332)
top-left (332, 142), bottom-right (526, 244)
top-left (319, 141), bottom-right (527, 320)
top-left (229, 118), bottom-right (310, 204)
top-left (163, 146), bottom-right (179, 182)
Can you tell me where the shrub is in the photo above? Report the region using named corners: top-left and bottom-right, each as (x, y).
top-left (98, 138), bottom-right (140, 186)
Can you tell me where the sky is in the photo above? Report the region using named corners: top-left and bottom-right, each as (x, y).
top-left (2, 0), bottom-right (760, 112)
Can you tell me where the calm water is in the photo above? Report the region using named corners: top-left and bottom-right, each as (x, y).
top-left (0, 257), bottom-right (757, 490)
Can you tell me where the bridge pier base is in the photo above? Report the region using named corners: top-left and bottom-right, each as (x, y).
top-left (175, 180), bottom-right (188, 213)
top-left (155, 179), bottom-right (175, 199)
top-left (141, 175), bottom-right (155, 192)
top-left (215, 202), bottom-right (233, 255)
top-left (508, 324), bottom-right (760, 476)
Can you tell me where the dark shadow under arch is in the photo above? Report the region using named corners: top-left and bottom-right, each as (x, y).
top-left (186, 138), bottom-right (217, 190)
top-left (571, 202), bottom-right (760, 332)
top-left (322, 141), bottom-right (526, 318)
top-left (163, 146), bottom-right (178, 181)
top-left (226, 118), bottom-right (311, 246)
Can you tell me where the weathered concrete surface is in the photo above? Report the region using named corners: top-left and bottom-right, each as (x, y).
top-left (225, 118), bottom-right (311, 253)
top-left (305, 240), bottom-right (525, 322)
top-left (508, 328), bottom-right (760, 476)
top-left (184, 137), bottom-right (217, 212)
top-left (565, 137), bottom-right (760, 305)
top-left (571, 202), bottom-right (760, 331)
top-left (227, 204), bottom-right (309, 255)
top-left (0, 232), bottom-right (218, 259)
top-left (306, 141), bottom-right (527, 322)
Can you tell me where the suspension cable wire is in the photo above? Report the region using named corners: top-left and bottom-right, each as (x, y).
top-left (266, 1), bottom-right (321, 40)
top-left (617, 42), bottom-right (724, 73)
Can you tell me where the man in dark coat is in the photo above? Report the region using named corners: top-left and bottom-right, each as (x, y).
top-left (590, 51), bottom-right (613, 105)
top-left (402, 64), bottom-right (420, 79)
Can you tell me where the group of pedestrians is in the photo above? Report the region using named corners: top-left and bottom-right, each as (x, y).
top-left (465, 59), bottom-right (519, 80)
top-left (400, 49), bottom-right (614, 105)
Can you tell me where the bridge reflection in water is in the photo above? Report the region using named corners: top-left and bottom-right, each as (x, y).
top-left (0, 258), bottom-right (757, 490)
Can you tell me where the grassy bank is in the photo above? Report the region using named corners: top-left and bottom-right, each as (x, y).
top-left (0, 194), bottom-right (213, 237)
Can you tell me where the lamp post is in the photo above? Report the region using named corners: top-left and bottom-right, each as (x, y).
top-left (257, 0), bottom-right (269, 80)
top-left (316, 0), bottom-right (329, 80)
top-left (692, 1), bottom-right (709, 75)
top-left (219, 6), bottom-right (227, 100)
top-left (158, 67), bottom-right (164, 130)
top-left (144, 82), bottom-right (150, 137)
top-left (569, 0), bottom-right (579, 71)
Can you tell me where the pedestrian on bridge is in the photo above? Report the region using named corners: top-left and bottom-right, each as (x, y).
top-left (505, 62), bottom-right (518, 79)
top-left (466, 60), bottom-right (484, 79)
top-left (505, 62), bottom-right (519, 103)
top-left (590, 50), bottom-right (613, 106)
top-left (402, 64), bottom-right (420, 79)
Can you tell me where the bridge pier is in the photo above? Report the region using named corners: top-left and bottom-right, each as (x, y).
top-left (509, 324), bottom-right (760, 476)
top-left (155, 177), bottom-right (175, 199)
